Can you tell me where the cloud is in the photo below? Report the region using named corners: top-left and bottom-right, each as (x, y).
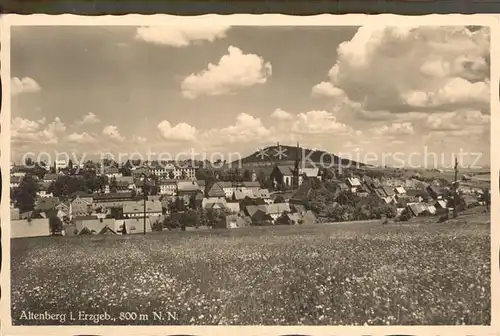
top-left (76, 112), bottom-right (101, 126)
top-left (157, 120), bottom-right (197, 141)
top-left (11, 77), bottom-right (41, 96)
top-left (291, 110), bottom-right (353, 135)
top-left (135, 25), bottom-right (231, 47)
top-left (370, 122), bottom-right (415, 136)
top-left (425, 109), bottom-right (490, 131)
top-left (132, 135), bottom-right (147, 143)
top-left (311, 81), bottom-right (345, 98)
top-left (102, 125), bottom-right (125, 142)
top-left (270, 108), bottom-right (294, 120)
top-left (12, 116), bottom-right (66, 144)
top-left (181, 46), bottom-right (272, 99)
top-left (218, 113), bottom-right (271, 143)
top-left (67, 132), bottom-right (97, 144)
top-left (323, 26), bottom-right (490, 113)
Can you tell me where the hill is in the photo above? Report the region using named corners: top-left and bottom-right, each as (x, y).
top-left (235, 144), bottom-right (366, 168)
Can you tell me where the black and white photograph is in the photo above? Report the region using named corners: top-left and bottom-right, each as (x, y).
top-left (1, 14), bottom-right (497, 333)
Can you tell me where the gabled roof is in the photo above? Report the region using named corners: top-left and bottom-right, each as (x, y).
top-left (395, 186), bottom-right (406, 194)
top-left (276, 165), bottom-right (295, 176)
top-left (217, 181), bottom-right (233, 189)
top-left (302, 168), bottom-right (319, 177)
top-left (177, 181), bottom-right (199, 192)
top-left (226, 202), bottom-right (241, 213)
top-left (71, 191), bottom-right (94, 199)
top-left (98, 225), bottom-right (117, 235)
top-left (242, 181), bottom-right (260, 188)
top-left (267, 203), bottom-right (291, 215)
top-left (347, 177), bottom-right (361, 187)
top-left (245, 205), bottom-right (268, 217)
top-left (197, 180), bottom-right (206, 186)
top-left (233, 189), bottom-right (252, 200)
top-left (158, 179), bottom-right (177, 185)
top-left (10, 176), bottom-right (23, 184)
top-left (381, 186), bottom-right (395, 197)
top-left (116, 176), bottom-right (134, 184)
top-left (207, 183), bottom-right (226, 198)
top-left (123, 200), bottom-right (162, 214)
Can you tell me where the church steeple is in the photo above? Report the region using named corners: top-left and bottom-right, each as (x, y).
top-left (293, 142), bottom-right (301, 188)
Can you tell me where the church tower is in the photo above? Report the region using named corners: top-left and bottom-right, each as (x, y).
top-left (292, 142), bottom-right (301, 188)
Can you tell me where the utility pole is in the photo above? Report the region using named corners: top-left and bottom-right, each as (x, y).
top-left (453, 157), bottom-right (458, 218)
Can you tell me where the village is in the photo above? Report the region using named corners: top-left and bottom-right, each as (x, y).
top-left (9, 145), bottom-right (491, 239)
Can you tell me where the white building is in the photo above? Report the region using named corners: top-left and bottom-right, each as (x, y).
top-left (55, 160), bottom-right (68, 171)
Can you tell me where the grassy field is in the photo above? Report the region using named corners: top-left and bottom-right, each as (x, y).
top-left (11, 211), bottom-right (491, 326)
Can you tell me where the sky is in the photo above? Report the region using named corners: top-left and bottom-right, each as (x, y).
top-left (10, 25), bottom-right (491, 168)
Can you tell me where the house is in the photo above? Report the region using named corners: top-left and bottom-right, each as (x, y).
top-left (123, 200), bottom-right (162, 218)
top-left (71, 196), bottom-right (93, 217)
top-left (116, 176), bottom-right (135, 184)
top-left (242, 181), bottom-right (261, 192)
top-left (247, 206), bottom-right (273, 226)
top-left (266, 203), bottom-right (291, 221)
top-left (172, 163), bottom-right (197, 180)
top-left (70, 191), bottom-right (94, 203)
top-left (11, 218), bottom-right (51, 238)
top-left (271, 165), bottom-right (297, 188)
top-left (202, 197), bottom-right (227, 210)
top-left (462, 195), bottom-right (480, 208)
top-left (55, 159), bottom-right (68, 171)
top-left (102, 167), bottom-right (123, 179)
top-left (395, 186), bottom-right (406, 195)
top-left (116, 218), bottom-right (153, 234)
top-left (253, 188), bottom-right (271, 201)
top-left (226, 214), bottom-right (251, 228)
top-left (74, 216), bottom-right (116, 235)
top-left (435, 199), bottom-right (448, 210)
top-left (42, 173), bottom-right (59, 183)
top-left (289, 178), bottom-right (314, 205)
top-left (232, 188), bottom-right (254, 201)
top-left (12, 171), bottom-right (27, 178)
top-left (197, 180), bottom-right (206, 194)
top-left (116, 180), bottom-right (134, 193)
top-left (177, 181), bottom-right (200, 196)
top-left (276, 212), bottom-right (302, 225)
top-left (98, 225), bottom-right (118, 235)
top-left (347, 177), bottom-right (361, 191)
top-left (381, 186), bottom-right (395, 198)
top-left (206, 182), bottom-right (226, 198)
top-left (215, 181), bottom-right (236, 198)
top-left (10, 176), bottom-right (23, 189)
top-left (36, 181), bottom-right (53, 198)
top-left (427, 185), bottom-right (445, 200)
top-left (244, 204), bottom-right (269, 217)
top-left (406, 189), bottom-right (427, 203)
top-left (11, 207), bottom-right (20, 220)
top-left (226, 202), bottom-right (241, 213)
top-left (302, 168), bottom-right (321, 180)
top-left (158, 179), bottom-right (177, 196)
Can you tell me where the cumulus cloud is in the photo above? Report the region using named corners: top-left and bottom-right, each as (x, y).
top-left (270, 108), bottom-right (294, 120)
top-left (181, 46), bottom-right (272, 99)
top-left (76, 112), bottom-right (101, 126)
top-left (425, 110), bottom-right (490, 131)
top-left (132, 135), bottom-right (147, 144)
top-left (12, 116), bottom-right (66, 144)
top-left (213, 113), bottom-right (271, 143)
top-left (158, 120), bottom-right (197, 141)
top-left (67, 132), bottom-right (97, 144)
top-left (102, 125), bottom-right (125, 142)
top-left (311, 81), bottom-right (344, 98)
top-left (135, 25), bottom-right (231, 47)
top-left (11, 77), bottom-right (41, 96)
top-left (322, 26), bottom-right (490, 113)
top-left (292, 110), bottom-right (353, 135)
top-left (370, 122), bottom-right (415, 136)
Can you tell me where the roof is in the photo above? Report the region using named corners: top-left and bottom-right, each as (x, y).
top-left (75, 218), bottom-right (116, 234)
top-left (395, 186), bottom-right (406, 194)
top-left (381, 186), bottom-right (395, 197)
top-left (11, 218), bottom-right (51, 238)
top-left (276, 165), bottom-right (295, 176)
top-left (116, 176), bottom-right (134, 183)
top-left (242, 181), bottom-right (260, 188)
top-left (226, 202), bottom-right (241, 213)
top-left (245, 205), bottom-right (268, 217)
top-left (347, 177), bottom-right (361, 187)
top-left (291, 204), bottom-right (306, 214)
top-left (104, 167), bottom-right (120, 174)
top-left (118, 218), bottom-right (153, 234)
top-left (253, 188), bottom-right (270, 199)
top-left (217, 181), bottom-right (233, 188)
top-left (302, 168), bottom-right (319, 177)
top-left (94, 192), bottom-right (133, 201)
top-left (197, 180), bottom-right (206, 186)
top-left (38, 181), bottom-right (52, 191)
top-left (233, 189), bottom-right (253, 200)
top-left (207, 183), bottom-right (226, 198)
top-left (11, 176), bottom-right (23, 184)
top-left (123, 200), bottom-right (162, 214)
top-left (267, 203), bottom-right (291, 215)
top-left (71, 191), bottom-right (94, 199)
top-left (158, 179), bottom-right (177, 185)
top-left (43, 173), bottom-right (58, 180)
top-left (177, 181), bottom-right (199, 192)
top-left (436, 200), bottom-right (448, 208)
top-left (98, 225), bottom-right (117, 235)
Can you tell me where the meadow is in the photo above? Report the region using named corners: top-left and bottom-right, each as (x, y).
top-left (11, 212), bottom-right (491, 326)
